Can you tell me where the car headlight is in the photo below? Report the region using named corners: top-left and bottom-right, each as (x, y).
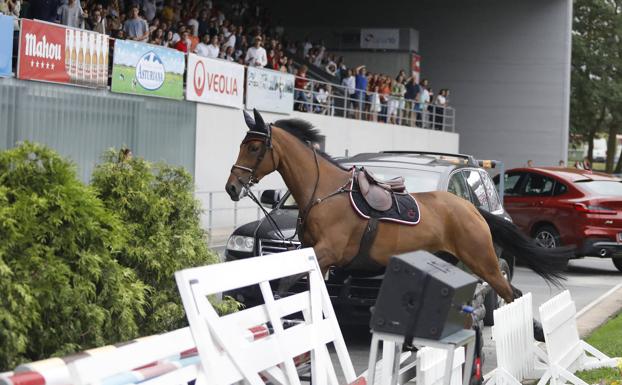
top-left (226, 235), bottom-right (255, 252)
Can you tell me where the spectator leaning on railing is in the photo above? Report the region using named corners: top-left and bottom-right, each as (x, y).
top-left (124, 4), bottom-right (149, 42)
top-left (245, 35), bottom-right (267, 67)
top-left (57, 0), bottom-right (85, 28)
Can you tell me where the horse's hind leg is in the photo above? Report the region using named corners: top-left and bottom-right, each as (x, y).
top-left (453, 232), bottom-right (516, 304)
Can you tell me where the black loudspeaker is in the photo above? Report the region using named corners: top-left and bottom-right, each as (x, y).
top-left (370, 250), bottom-right (478, 341)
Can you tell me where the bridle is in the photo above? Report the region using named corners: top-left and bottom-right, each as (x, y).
top-left (230, 125), bottom-right (275, 188)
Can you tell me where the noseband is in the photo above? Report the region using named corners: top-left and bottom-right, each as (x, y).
top-left (231, 125), bottom-right (274, 187)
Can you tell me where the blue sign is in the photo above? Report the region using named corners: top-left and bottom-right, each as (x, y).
top-left (0, 15), bottom-right (13, 77)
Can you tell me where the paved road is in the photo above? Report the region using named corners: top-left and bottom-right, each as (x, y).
top-left (337, 257), bottom-right (621, 379)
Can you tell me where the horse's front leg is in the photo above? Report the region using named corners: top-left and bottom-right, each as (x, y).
top-left (312, 233), bottom-right (350, 275)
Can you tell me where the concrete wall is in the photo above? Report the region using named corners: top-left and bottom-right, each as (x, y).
top-left (270, 0), bottom-right (572, 169)
top-left (194, 104), bottom-right (458, 234)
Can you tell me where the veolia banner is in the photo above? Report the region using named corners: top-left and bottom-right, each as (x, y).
top-left (0, 15), bottom-right (13, 77)
top-left (111, 40), bottom-right (184, 100)
top-left (245, 66), bottom-right (294, 114)
top-left (17, 19), bottom-right (109, 88)
top-left (186, 54), bottom-right (244, 108)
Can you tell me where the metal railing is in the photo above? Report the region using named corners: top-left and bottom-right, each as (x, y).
top-left (293, 76), bottom-right (456, 132)
top-left (195, 189), bottom-right (286, 248)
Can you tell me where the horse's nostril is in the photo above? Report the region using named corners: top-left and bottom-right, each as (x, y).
top-left (227, 184), bottom-right (238, 196)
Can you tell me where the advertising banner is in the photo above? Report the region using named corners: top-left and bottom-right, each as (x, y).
top-left (411, 53), bottom-right (421, 84)
top-left (360, 29), bottom-right (400, 50)
top-left (245, 67), bottom-right (294, 114)
top-left (17, 19), bottom-right (109, 87)
top-left (186, 54), bottom-right (244, 108)
top-left (0, 15), bottom-right (13, 77)
top-left (111, 40), bottom-right (184, 100)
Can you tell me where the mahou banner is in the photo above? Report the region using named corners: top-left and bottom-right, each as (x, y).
top-left (18, 19), bottom-right (109, 88)
top-left (186, 54), bottom-right (244, 108)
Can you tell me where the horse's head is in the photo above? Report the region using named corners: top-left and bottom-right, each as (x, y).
top-left (226, 109), bottom-right (278, 201)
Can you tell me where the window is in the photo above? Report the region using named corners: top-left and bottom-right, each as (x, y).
top-left (448, 172), bottom-right (470, 200)
top-left (553, 182), bottom-right (568, 196)
top-left (503, 172), bottom-right (524, 196)
top-left (523, 173), bottom-right (555, 196)
top-left (465, 170), bottom-right (490, 210)
top-left (480, 170), bottom-right (502, 211)
top-left (576, 180), bottom-right (622, 195)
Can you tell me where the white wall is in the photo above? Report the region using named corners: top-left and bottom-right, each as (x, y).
top-left (194, 103), bottom-right (458, 234)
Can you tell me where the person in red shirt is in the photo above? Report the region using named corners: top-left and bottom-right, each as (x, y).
top-left (174, 31), bottom-right (190, 53)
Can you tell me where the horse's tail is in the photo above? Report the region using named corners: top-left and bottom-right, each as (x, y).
top-left (477, 208), bottom-right (569, 286)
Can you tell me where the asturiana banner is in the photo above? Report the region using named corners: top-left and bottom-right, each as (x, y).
top-left (186, 54), bottom-right (244, 108)
top-left (245, 66), bottom-right (294, 114)
top-left (0, 15), bottom-right (13, 77)
top-left (111, 40), bottom-right (184, 100)
top-left (17, 19), bottom-right (109, 87)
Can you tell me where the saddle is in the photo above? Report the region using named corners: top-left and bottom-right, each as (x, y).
top-left (356, 168), bottom-right (406, 211)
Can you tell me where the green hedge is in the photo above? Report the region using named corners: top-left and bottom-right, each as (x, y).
top-left (0, 144), bottom-right (229, 370)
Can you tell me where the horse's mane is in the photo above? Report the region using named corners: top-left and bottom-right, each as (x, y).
top-left (273, 119), bottom-right (345, 169)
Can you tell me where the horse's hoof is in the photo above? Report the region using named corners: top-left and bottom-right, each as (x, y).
top-left (533, 319), bottom-right (545, 342)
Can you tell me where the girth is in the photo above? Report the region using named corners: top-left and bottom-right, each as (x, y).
top-left (342, 217), bottom-right (384, 273)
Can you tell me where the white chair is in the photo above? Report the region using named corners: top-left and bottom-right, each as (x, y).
top-left (484, 293), bottom-right (547, 385)
top-left (416, 346), bottom-right (464, 385)
top-left (537, 290), bottom-right (619, 385)
top-left (175, 247), bottom-right (358, 385)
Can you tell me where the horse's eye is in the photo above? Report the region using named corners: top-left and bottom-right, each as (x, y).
top-left (249, 144), bottom-right (260, 153)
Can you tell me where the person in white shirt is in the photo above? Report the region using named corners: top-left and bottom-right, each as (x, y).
top-left (194, 34), bottom-right (210, 57)
top-left (205, 35), bottom-right (220, 58)
top-left (341, 69), bottom-right (356, 115)
top-left (245, 36), bottom-right (267, 67)
top-left (223, 26), bottom-right (236, 49)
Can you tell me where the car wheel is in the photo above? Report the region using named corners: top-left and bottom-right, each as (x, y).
top-left (483, 258), bottom-right (510, 326)
top-left (534, 225), bottom-right (569, 270)
top-left (613, 257), bottom-right (622, 272)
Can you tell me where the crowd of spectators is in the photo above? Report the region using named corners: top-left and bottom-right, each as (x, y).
top-left (5, 0), bottom-right (452, 129)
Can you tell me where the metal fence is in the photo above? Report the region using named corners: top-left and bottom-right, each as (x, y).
top-left (196, 189), bottom-right (286, 248)
top-left (292, 75), bottom-right (456, 132)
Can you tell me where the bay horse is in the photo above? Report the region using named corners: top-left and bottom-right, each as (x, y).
top-left (225, 110), bottom-right (569, 305)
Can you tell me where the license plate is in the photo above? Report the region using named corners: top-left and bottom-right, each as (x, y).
top-left (617, 233), bottom-right (622, 243)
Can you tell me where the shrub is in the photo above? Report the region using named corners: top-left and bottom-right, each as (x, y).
top-left (0, 143), bottom-right (147, 370)
top-left (91, 149), bottom-right (228, 334)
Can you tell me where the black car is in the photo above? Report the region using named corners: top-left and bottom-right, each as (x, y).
top-left (224, 151), bottom-right (514, 328)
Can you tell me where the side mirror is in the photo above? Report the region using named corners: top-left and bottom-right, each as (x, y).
top-left (260, 190), bottom-right (281, 208)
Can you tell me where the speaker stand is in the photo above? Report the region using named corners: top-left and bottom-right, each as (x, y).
top-left (366, 329), bottom-right (476, 385)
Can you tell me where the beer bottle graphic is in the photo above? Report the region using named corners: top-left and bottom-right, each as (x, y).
top-left (76, 30), bottom-right (84, 85)
top-left (84, 33), bottom-right (91, 84)
top-left (65, 29), bottom-right (72, 76)
top-left (94, 35), bottom-right (101, 87)
top-left (71, 29), bottom-right (78, 81)
top-left (101, 38), bottom-right (108, 87)
top-left (97, 35), bottom-right (108, 87)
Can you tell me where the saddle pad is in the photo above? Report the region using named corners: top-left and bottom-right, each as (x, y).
top-left (349, 176), bottom-right (421, 225)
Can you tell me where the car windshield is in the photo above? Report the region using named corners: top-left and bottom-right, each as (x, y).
top-left (576, 180), bottom-right (622, 196)
top-left (280, 166), bottom-right (441, 208)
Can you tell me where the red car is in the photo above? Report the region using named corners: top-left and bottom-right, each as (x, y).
top-left (496, 167), bottom-right (622, 271)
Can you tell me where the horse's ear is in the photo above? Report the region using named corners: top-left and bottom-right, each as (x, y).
top-left (253, 108), bottom-right (267, 132)
top-left (243, 110), bottom-right (255, 130)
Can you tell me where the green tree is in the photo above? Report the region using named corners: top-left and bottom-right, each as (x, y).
top-left (572, 0), bottom-right (622, 171)
top-left (91, 150), bottom-right (232, 335)
top-left (0, 143), bottom-right (147, 370)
